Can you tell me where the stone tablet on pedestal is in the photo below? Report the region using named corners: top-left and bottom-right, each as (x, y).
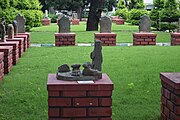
top-left (15, 13), bottom-right (26, 33)
top-left (139, 15), bottom-right (151, 32)
top-left (13, 20), bottom-right (18, 36)
top-left (7, 24), bottom-right (14, 39)
top-left (72, 13), bottom-right (78, 19)
top-left (58, 16), bottom-right (70, 33)
top-left (100, 16), bottom-right (112, 33)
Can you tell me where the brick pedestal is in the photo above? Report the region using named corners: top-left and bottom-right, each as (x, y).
top-left (55, 33), bottom-right (76, 46)
top-left (0, 52), bottom-right (4, 81)
top-left (160, 73), bottom-right (180, 120)
top-left (111, 16), bottom-right (119, 23)
top-left (47, 74), bottom-right (114, 120)
top-left (14, 35), bottom-right (27, 52)
top-left (94, 33), bottom-right (116, 46)
top-left (0, 42), bottom-right (19, 65)
top-left (42, 19), bottom-right (51, 26)
top-left (133, 33), bottom-right (157, 46)
top-left (171, 33), bottom-right (180, 46)
top-left (18, 32), bottom-right (30, 48)
top-left (116, 19), bottom-right (125, 25)
top-left (6, 38), bottom-right (24, 58)
top-left (72, 19), bottom-right (80, 25)
top-left (0, 46), bottom-right (13, 74)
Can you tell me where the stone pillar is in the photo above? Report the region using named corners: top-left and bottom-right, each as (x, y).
top-left (160, 73), bottom-right (180, 120)
top-left (0, 42), bottom-right (19, 65)
top-left (94, 33), bottom-right (116, 46)
top-left (133, 33), bottom-right (157, 46)
top-left (0, 46), bottom-right (13, 74)
top-left (47, 74), bottom-right (113, 120)
top-left (0, 52), bottom-right (4, 81)
top-left (55, 33), bottom-right (76, 46)
top-left (171, 33), bottom-right (180, 46)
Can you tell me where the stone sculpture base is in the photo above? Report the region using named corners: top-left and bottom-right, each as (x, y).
top-left (14, 35), bottom-right (27, 52)
top-left (6, 38), bottom-right (24, 58)
top-left (171, 33), bottom-right (180, 46)
top-left (0, 46), bottom-right (13, 74)
top-left (18, 32), bottom-right (30, 48)
top-left (116, 19), bottom-right (125, 25)
top-left (47, 73), bottom-right (113, 120)
top-left (42, 19), bottom-right (51, 26)
top-left (94, 33), bottom-right (116, 46)
top-left (55, 33), bottom-right (76, 47)
top-left (72, 19), bottom-right (80, 25)
top-left (133, 33), bottom-right (157, 46)
top-left (160, 73), bottom-right (180, 120)
top-left (0, 52), bottom-right (4, 81)
top-left (0, 42), bottom-right (19, 65)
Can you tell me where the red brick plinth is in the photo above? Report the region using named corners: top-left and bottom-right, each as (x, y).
top-left (160, 73), bottom-right (180, 120)
top-left (72, 19), bottom-right (80, 25)
top-left (116, 19), bottom-right (125, 25)
top-left (0, 42), bottom-right (19, 65)
top-left (94, 33), bottom-right (116, 46)
top-left (42, 19), bottom-right (51, 26)
top-left (0, 52), bottom-right (4, 81)
top-left (111, 16), bottom-right (119, 23)
top-left (133, 32), bottom-right (157, 46)
top-left (6, 38), bottom-right (24, 58)
top-left (0, 46), bottom-right (13, 74)
top-left (18, 32), bottom-right (30, 48)
top-left (14, 35), bottom-right (27, 52)
top-left (171, 33), bottom-right (180, 46)
top-left (55, 33), bottom-right (76, 46)
top-left (47, 74), bottom-right (114, 120)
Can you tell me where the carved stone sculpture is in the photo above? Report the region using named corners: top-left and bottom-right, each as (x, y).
top-left (139, 15), bottom-right (151, 32)
top-left (13, 20), bottom-right (18, 36)
top-left (7, 24), bottom-right (14, 39)
top-left (56, 40), bottom-right (103, 81)
top-left (0, 17), bottom-right (6, 42)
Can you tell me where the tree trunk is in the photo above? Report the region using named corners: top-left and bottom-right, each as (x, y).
top-left (76, 6), bottom-right (82, 20)
top-left (86, 0), bottom-right (105, 31)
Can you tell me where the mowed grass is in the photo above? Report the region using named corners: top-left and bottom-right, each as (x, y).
top-left (30, 23), bottom-right (170, 44)
top-left (0, 46), bottom-right (180, 120)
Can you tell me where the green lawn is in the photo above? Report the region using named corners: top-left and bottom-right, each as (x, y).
top-left (30, 23), bottom-right (170, 44)
top-left (0, 46), bottom-right (180, 120)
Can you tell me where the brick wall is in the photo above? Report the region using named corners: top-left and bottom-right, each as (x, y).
top-left (7, 38), bottom-right (24, 58)
top-left (47, 74), bottom-right (113, 120)
top-left (116, 19), bottom-right (125, 25)
top-left (94, 33), bottom-right (116, 46)
top-left (133, 33), bottom-right (157, 46)
top-left (0, 52), bottom-right (4, 81)
top-left (0, 46), bottom-right (13, 74)
top-left (72, 19), bottom-right (80, 25)
top-left (55, 33), bottom-right (76, 46)
top-left (160, 73), bottom-right (180, 120)
top-left (42, 19), bottom-right (51, 26)
top-left (14, 35), bottom-right (27, 52)
top-left (0, 42), bottom-right (19, 65)
top-left (18, 33), bottom-right (30, 48)
top-left (171, 33), bottom-right (180, 46)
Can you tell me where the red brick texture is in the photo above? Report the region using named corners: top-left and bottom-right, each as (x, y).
top-left (111, 16), bottom-right (119, 23)
top-left (0, 42), bottom-right (19, 65)
top-left (6, 38), bottom-right (24, 58)
top-left (160, 73), bottom-right (180, 120)
top-left (94, 33), bottom-right (116, 46)
top-left (42, 19), bottom-right (51, 26)
top-left (47, 74), bottom-right (113, 120)
top-left (0, 46), bottom-right (13, 74)
top-left (55, 33), bottom-right (76, 46)
top-left (133, 32), bottom-right (157, 46)
top-left (0, 52), bottom-right (4, 81)
top-left (171, 33), bottom-right (180, 46)
top-left (14, 35), bottom-right (28, 52)
top-left (18, 32), bottom-right (30, 48)
top-left (115, 19), bottom-right (125, 25)
top-left (72, 19), bottom-right (80, 25)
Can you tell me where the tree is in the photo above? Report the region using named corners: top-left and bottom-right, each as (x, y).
top-left (117, 0), bottom-right (126, 9)
top-left (150, 0), bottom-right (164, 30)
top-left (125, 0), bottom-right (145, 10)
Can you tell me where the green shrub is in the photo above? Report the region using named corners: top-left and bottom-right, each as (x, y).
top-left (115, 8), bottom-right (128, 20)
top-left (159, 22), bottom-right (178, 31)
top-left (49, 14), bottom-right (58, 23)
top-left (128, 9), bottom-right (148, 20)
top-left (21, 10), bottom-right (44, 31)
top-left (130, 20), bottom-right (139, 25)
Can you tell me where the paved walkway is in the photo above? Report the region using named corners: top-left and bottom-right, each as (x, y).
top-left (31, 43), bottom-right (171, 47)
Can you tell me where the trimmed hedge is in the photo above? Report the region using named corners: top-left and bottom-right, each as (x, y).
top-left (115, 8), bottom-right (128, 20)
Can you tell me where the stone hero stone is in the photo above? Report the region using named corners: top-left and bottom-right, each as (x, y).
top-left (58, 16), bottom-right (70, 33)
top-left (15, 13), bottom-right (26, 33)
top-left (7, 24), bottom-right (14, 39)
top-left (139, 15), bottom-right (151, 32)
top-left (100, 16), bottom-right (112, 33)
top-left (0, 17), bottom-right (6, 42)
